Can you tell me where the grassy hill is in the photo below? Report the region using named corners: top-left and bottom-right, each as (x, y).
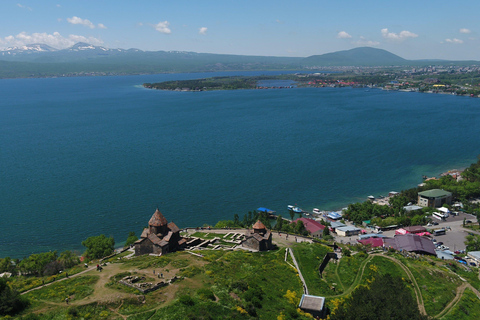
top-left (6, 231), bottom-right (480, 319)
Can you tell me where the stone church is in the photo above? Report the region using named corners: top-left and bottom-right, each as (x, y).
top-left (240, 220), bottom-right (273, 251)
top-left (134, 208), bottom-right (186, 256)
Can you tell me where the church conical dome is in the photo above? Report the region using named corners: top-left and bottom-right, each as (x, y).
top-left (252, 220), bottom-right (266, 230)
top-left (149, 208), bottom-right (168, 227)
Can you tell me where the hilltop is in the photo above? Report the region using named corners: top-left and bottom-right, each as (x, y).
top-left (5, 232), bottom-right (480, 319)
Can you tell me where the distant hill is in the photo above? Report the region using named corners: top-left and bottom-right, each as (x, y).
top-left (0, 43), bottom-right (478, 78)
top-left (302, 47), bottom-right (408, 66)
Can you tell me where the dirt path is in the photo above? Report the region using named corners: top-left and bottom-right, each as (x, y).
top-left (371, 254), bottom-right (426, 316)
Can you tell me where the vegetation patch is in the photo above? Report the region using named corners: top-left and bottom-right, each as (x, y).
top-left (398, 256), bottom-right (461, 315)
top-left (24, 275), bottom-right (98, 303)
top-left (291, 242), bottom-right (333, 296)
top-left (442, 288), bottom-right (480, 320)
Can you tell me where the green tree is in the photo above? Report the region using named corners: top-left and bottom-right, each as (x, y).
top-left (82, 234), bottom-right (115, 260)
top-left (18, 251), bottom-right (57, 276)
top-left (0, 277), bottom-right (29, 316)
top-left (0, 257), bottom-right (16, 275)
top-left (275, 215), bottom-right (284, 231)
top-left (289, 210), bottom-right (295, 221)
top-left (330, 273), bottom-right (426, 320)
top-left (465, 233), bottom-right (480, 251)
top-left (57, 250), bottom-right (80, 269)
top-left (125, 232), bottom-right (138, 248)
top-left (322, 226), bottom-right (330, 237)
top-left (233, 214), bottom-right (240, 226)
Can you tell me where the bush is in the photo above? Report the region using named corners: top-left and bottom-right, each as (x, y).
top-left (0, 278), bottom-right (29, 316)
top-left (178, 295), bottom-right (195, 306)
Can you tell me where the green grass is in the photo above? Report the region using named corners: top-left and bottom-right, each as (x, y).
top-left (397, 255), bottom-right (461, 316)
top-left (291, 242), bottom-right (333, 296)
top-left (336, 252), bottom-right (368, 289)
top-left (24, 275), bottom-right (99, 303)
top-left (190, 232), bottom-right (227, 239)
top-left (442, 288), bottom-right (480, 320)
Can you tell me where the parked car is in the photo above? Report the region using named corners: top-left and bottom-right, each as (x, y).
top-left (436, 242), bottom-right (444, 246)
top-left (433, 221), bottom-right (439, 225)
top-left (466, 220), bottom-right (473, 224)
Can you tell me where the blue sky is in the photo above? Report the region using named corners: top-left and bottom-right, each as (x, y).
top-left (0, 0), bottom-right (479, 60)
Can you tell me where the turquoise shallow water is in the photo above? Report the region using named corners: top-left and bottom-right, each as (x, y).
top-left (1, 72), bottom-right (479, 258)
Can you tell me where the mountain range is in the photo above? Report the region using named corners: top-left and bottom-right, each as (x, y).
top-left (0, 43), bottom-right (477, 78)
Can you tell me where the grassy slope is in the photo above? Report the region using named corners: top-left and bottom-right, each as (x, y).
top-left (13, 241), bottom-right (480, 319)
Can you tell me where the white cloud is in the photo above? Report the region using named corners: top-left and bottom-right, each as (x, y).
top-left (154, 21), bottom-right (171, 34)
top-left (353, 36), bottom-right (380, 46)
top-left (0, 31), bottom-right (103, 49)
top-left (381, 28), bottom-right (418, 41)
top-left (67, 16), bottom-right (95, 29)
top-left (17, 3), bottom-right (32, 11)
top-left (97, 23), bottom-right (107, 29)
top-left (337, 31), bottom-right (352, 39)
top-left (460, 28), bottom-right (471, 34)
top-left (199, 27), bottom-right (207, 35)
top-left (445, 38), bottom-right (464, 44)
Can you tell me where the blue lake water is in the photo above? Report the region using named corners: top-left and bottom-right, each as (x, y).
top-left (1, 71), bottom-right (479, 258)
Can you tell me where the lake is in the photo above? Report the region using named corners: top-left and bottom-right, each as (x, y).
top-left (1, 71), bottom-right (479, 258)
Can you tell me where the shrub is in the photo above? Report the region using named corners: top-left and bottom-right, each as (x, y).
top-left (178, 295), bottom-right (195, 306)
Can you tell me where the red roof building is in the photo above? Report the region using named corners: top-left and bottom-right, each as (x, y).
top-left (293, 218), bottom-right (325, 237)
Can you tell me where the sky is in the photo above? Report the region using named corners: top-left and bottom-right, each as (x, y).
top-left (0, 0), bottom-right (479, 60)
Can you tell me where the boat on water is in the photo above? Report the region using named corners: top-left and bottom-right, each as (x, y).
top-left (288, 205), bottom-right (303, 213)
top-left (313, 208), bottom-right (321, 214)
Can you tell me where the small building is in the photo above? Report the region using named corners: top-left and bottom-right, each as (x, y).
top-left (358, 237), bottom-right (385, 248)
top-left (417, 189), bottom-right (452, 208)
top-left (403, 226), bottom-right (427, 234)
top-left (330, 221), bottom-right (347, 233)
top-left (326, 211), bottom-right (342, 220)
top-left (467, 251), bottom-right (480, 262)
top-left (298, 294), bottom-right (326, 318)
top-left (389, 191), bottom-right (400, 197)
top-left (403, 205), bottom-right (423, 212)
top-left (134, 208), bottom-right (186, 256)
top-left (293, 218), bottom-right (325, 237)
top-left (336, 226), bottom-right (362, 237)
top-left (240, 220), bottom-right (273, 251)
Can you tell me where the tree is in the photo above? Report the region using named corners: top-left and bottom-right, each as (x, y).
top-left (58, 250), bottom-right (80, 269)
top-left (125, 232), bottom-right (138, 248)
top-left (330, 273), bottom-right (426, 320)
top-left (322, 227), bottom-right (330, 237)
top-left (275, 215), bottom-right (284, 231)
top-left (0, 257), bottom-right (16, 275)
top-left (82, 234), bottom-right (115, 260)
top-left (0, 277), bottom-right (29, 316)
top-left (233, 214), bottom-right (240, 227)
top-left (465, 234), bottom-right (480, 251)
top-left (289, 210), bottom-right (295, 221)
top-left (18, 251), bottom-right (57, 276)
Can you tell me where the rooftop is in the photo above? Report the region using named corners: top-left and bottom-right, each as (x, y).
top-left (299, 294), bottom-right (325, 312)
top-left (418, 189), bottom-right (452, 198)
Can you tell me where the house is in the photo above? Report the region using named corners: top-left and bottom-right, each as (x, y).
top-left (336, 226), bottom-right (362, 237)
top-left (384, 234), bottom-right (436, 255)
top-left (298, 294), bottom-right (326, 318)
top-left (417, 189), bottom-right (452, 208)
top-left (134, 208), bottom-right (186, 256)
top-left (358, 237), bottom-right (385, 248)
top-left (293, 218), bottom-right (325, 237)
top-left (240, 220), bottom-right (273, 251)
top-left (330, 221), bottom-right (346, 233)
